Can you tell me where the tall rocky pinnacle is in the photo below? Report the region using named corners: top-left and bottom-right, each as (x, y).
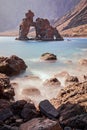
top-left (16, 10), bottom-right (63, 41)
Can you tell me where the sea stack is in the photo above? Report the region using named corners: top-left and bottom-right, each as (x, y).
top-left (16, 10), bottom-right (63, 41)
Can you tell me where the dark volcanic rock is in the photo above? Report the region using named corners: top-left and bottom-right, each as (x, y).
top-left (0, 108), bottom-right (13, 121)
top-left (0, 55), bottom-right (27, 76)
top-left (19, 118), bottom-right (62, 130)
top-left (21, 103), bottom-right (38, 121)
top-left (51, 81), bottom-right (87, 129)
top-left (57, 102), bottom-right (84, 127)
top-left (39, 100), bottom-right (59, 119)
top-left (11, 100), bottom-right (27, 115)
top-left (41, 53), bottom-right (57, 61)
top-left (0, 125), bottom-right (19, 130)
top-left (0, 99), bottom-right (10, 110)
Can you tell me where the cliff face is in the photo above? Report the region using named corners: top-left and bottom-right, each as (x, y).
top-left (55, 0), bottom-right (87, 37)
top-left (0, 0), bottom-right (80, 32)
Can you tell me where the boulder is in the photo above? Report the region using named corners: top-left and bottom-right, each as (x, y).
top-left (11, 100), bottom-right (27, 115)
top-left (21, 103), bottom-right (38, 121)
top-left (65, 75), bottom-right (79, 86)
top-left (43, 78), bottom-right (61, 87)
top-left (19, 118), bottom-right (62, 130)
top-left (79, 59), bottom-right (87, 66)
top-left (39, 100), bottom-right (59, 119)
top-left (0, 55), bottom-right (27, 76)
top-left (41, 53), bottom-right (57, 61)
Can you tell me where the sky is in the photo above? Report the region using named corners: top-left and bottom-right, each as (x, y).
top-left (0, 0), bottom-right (80, 31)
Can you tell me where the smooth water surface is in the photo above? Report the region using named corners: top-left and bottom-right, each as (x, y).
top-left (0, 37), bottom-right (87, 104)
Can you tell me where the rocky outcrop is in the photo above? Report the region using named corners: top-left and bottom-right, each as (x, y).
top-left (40, 53), bottom-right (57, 61)
top-left (39, 100), bottom-right (59, 119)
top-left (43, 78), bottom-right (61, 87)
top-left (0, 55), bottom-right (27, 76)
top-left (17, 10), bottom-right (63, 41)
top-left (35, 18), bottom-right (63, 41)
top-left (19, 118), bottom-right (62, 130)
top-left (0, 73), bottom-right (14, 100)
top-left (51, 81), bottom-right (87, 129)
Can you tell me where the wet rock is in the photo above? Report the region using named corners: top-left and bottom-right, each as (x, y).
top-left (11, 100), bottom-right (27, 115)
top-left (19, 117), bottom-right (62, 130)
top-left (22, 88), bottom-right (41, 96)
top-left (41, 53), bottom-right (57, 61)
top-left (39, 100), bottom-right (59, 119)
top-left (21, 103), bottom-right (38, 121)
top-left (65, 75), bottom-right (79, 86)
top-left (51, 81), bottom-right (87, 129)
top-left (0, 108), bottom-right (13, 121)
top-left (79, 59), bottom-right (87, 66)
top-left (63, 113), bottom-right (87, 129)
top-left (0, 55), bottom-right (27, 76)
top-left (54, 71), bottom-right (70, 78)
top-left (43, 78), bottom-right (61, 87)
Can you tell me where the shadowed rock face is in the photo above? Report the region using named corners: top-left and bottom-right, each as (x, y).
top-left (0, 55), bottom-right (27, 76)
top-left (17, 10), bottom-right (63, 41)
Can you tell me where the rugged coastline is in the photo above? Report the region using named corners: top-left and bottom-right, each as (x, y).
top-left (0, 54), bottom-right (87, 130)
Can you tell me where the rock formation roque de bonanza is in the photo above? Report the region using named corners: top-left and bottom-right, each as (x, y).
top-left (16, 10), bottom-right (63, 41)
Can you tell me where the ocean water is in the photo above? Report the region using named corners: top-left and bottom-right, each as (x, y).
top-left (0, 37), bottom-right (87, 104)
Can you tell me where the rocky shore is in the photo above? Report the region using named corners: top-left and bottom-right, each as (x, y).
top-left (0, 54), bottom-right (87, 130)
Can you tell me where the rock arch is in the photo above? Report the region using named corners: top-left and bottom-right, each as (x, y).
top-left (16, 10), bottom-right (63, 41)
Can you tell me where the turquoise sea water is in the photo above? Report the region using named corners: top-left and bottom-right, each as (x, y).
top-left (0, 37), bottom-right (87, 103)
top-left (0, 37), bottom-right (87, 76)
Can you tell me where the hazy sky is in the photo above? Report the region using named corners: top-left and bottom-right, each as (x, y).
top-left (0, 0), bottom-right (80, 31)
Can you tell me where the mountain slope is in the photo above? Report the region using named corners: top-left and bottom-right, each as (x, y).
top-left (0, 0), bottom-right (80, 32)
top-left (55, 0), bottom-right (87, 37)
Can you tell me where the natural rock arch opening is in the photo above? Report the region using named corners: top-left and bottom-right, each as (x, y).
top-left (16, 10), bottom-right (63, 41)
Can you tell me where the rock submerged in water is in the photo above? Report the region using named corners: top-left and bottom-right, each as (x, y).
top-left (0, 55), bottom-right (27, 76)
top-left (40, 53), bottom-right (57, 61)
top-left (43, 78), bottom-right (61, 87)
top-left (65, 75), bottom-right (79, 86)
